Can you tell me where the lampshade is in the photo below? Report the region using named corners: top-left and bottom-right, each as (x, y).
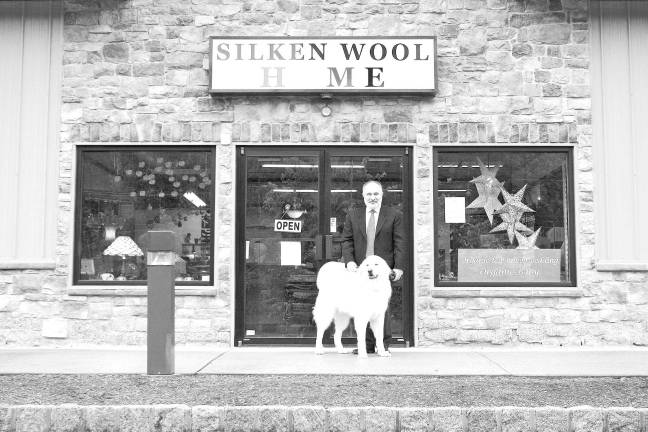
top-left (103, 236), bottom-right (144, 257)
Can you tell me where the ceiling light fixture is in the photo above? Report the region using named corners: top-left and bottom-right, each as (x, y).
top-left (183, 192), bottom-right (206, 208)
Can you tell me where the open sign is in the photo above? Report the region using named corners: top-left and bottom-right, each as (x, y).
top-left (274, 219), bottom-right (302, 233)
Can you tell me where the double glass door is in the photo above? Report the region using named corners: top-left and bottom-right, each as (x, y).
top-left (235, 146), bottom-right (412, 346)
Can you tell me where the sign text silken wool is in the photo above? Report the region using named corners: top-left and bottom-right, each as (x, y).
top-left (209, 38), bottom-right (436, 93)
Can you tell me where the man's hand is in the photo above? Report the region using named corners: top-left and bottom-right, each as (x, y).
top-left (346, 261), bottom-right (358, 272)
top-left (391, 268), bottom-right (404, 281)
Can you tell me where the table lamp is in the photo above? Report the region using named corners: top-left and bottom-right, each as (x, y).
top-left (103, 236), bottom-right (144, 280)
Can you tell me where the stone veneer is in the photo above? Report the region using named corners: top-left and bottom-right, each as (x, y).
top-left (1, 405), bottom-right (647, 432)
top-left (1, 0), bottom-right (647, 347)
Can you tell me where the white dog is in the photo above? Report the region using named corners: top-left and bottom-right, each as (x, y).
top-left (313, 255), bottom-right (392, 358)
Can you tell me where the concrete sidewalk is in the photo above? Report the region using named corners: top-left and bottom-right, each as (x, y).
top-left (1, 346), bottom-right (648, 376)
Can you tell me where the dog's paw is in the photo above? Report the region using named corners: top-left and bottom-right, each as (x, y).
top-left (376, 350), bottom-right (392, 357)
top-left (356, 352), bottom-right (369, 359)
top-left (314, 347), bottom-right (325, 355)
top-left (337, 348), bottom-right (352, 354)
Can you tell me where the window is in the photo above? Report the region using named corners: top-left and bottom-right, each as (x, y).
top-left (74, 147), bottom-right (215, 285)
top-left (434, 147), bottom-right (576, 287)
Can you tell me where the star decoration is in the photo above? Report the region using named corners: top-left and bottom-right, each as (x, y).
top-left (489, 208), bottom-right (534, 243)
top-left (497, 184), bottom-right (535, 215)
top-left (466, 157), bottom-right (503, 224)
top-left (515, 228), bottom-right (541, 250)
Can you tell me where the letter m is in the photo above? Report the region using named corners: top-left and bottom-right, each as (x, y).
top-left (328, 67), bottom-right (353, 87)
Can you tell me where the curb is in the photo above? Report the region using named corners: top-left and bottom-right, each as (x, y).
top-left (1, 405), bottom-right (647, 431)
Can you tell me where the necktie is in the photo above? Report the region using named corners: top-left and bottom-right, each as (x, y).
top-left (366, 209), bottom-right (376, 257)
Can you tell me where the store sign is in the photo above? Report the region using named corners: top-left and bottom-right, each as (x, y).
top-left (457, 249), bottom-right (561, 283)
top-left (209, 37), bottom-right (436, 93)
top-left (275, 219), bottom-right (302, 233)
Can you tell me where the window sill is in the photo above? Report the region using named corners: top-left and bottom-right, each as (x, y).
top-left (430, 287), bottom-right (582, 297)
top-left (67, 285), bottom-right (217, 296)
top-left (596, 261), bottom-right (648, 272)
top-left (0, 260), bottom-right (56, 270)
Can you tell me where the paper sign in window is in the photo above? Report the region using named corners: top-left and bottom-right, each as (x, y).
top-left (444, 197), bottom-right (466, 223)
top-left (280, 241), bottom-right (302, 266)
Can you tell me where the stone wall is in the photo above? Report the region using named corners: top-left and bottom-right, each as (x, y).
top-left (1, 404), bottom-right (647, 431)
top-left (1, 0), bottom-right (647, 347)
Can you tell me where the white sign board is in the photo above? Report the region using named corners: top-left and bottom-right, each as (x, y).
top-left (210, 37), bottom-right (437, 93)
top-left (280, 241), bottom-right (302, 266)
top-left (274, 219), bottom-right (302, 233)
top-left (457, 249), bottom-right (562, 283)
top-left (444, 197), bottom-right (466, 224)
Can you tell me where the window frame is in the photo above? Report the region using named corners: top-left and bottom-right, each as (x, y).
top-left (432, 145), bottom-right (577, 288)
top-left (73, 145), bottom-right (216, 286)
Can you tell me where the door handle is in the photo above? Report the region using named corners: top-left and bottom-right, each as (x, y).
top-left (324, 235), bottom-right (333, 260)
top-left (314, 235), bottom-right (323, 260)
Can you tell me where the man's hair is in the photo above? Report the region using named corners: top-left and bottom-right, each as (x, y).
top-left (362, 180), bottom-right (383, 193)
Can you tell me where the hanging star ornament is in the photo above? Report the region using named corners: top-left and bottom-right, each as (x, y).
top-left (498, 184), bottom-right (535, 215)
top-left (490, 184), bottom-right (535, 243)
top-left (466, 157), bottom-right (503, 224)
top-left (489, 208), bottom-right (534, 243)
top-left (515, 228), bottom-right (541, 250)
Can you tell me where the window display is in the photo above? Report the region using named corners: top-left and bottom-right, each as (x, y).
top-left (434, 147), bottom-right (575, 286)
top-left (74, 147), bottom-right (215, 285)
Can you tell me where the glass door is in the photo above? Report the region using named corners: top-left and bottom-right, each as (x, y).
top-left (236, 147), bottom-right (412, 346)
top-left (326, 148), bottom-right (410, 344)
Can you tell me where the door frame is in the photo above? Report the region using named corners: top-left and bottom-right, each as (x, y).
top-left (234, 145), bottom-right (414, 347)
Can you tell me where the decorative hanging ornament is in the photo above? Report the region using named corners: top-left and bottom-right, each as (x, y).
top-left (498, 184), bottom-right (535, 215)
top-left (129, 191), bottom-right (137, 197)
top-left (138, 161), bottom-right (146, 168)
top-left (489, 208), bottom-right (534, 243)
top-left (165, 161), bottom-right (172, 168)
top-left (466, 157), bottom-right (503, 224)
top-left (136, 170), bottom-right (143, 177)
top-left (515, 228), bottom-right (541, 250)
top-left (158, 192), bottom-right (165, 198)
top-left (193, 165), bottom-right (201, 171)
top-left (178, 161), bottom-right (185, 167)
top-left (113, 175), bottom-right (122, 183)
top-left (154, 166), bottom-right (163, 173)
top-left (156, 157), bottom-right (164, 164)
top-left (125, 169), bottom-right (133, 176)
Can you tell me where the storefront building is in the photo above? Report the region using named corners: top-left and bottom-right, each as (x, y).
top-left (0, 0), bottom-right (646, 347)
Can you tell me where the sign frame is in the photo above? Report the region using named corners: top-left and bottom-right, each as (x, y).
top-left (208, 36), bottom-right (438, 95)
top-left (274, 219), bottom-right (303, 233)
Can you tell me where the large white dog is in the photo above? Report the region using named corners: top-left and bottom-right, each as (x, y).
top-left (313, 255), bottom-right (392, 358)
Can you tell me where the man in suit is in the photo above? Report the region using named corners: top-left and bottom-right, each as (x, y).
top-left (340, 180), bottom-right (405, 353)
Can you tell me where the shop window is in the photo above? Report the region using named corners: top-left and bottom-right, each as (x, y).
top-left (74, 147), bottom-right (215, 285)
top-left (434, 147), bottom-right (576, 287)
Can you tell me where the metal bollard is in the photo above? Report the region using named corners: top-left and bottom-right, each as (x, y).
top-left (146, 230), bottom-right (176, 375)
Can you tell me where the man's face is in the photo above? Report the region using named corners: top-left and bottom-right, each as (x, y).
top-left (363, 183), bottom-right (383, 210)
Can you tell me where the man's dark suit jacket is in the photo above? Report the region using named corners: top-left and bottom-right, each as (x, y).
top-left (340, 206), bottom-right (405, 270)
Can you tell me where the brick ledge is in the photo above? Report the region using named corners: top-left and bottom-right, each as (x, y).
top-left (430, 287), bottom-right (583, 297)
top-left (67, 286), bottom-right (217, 296)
